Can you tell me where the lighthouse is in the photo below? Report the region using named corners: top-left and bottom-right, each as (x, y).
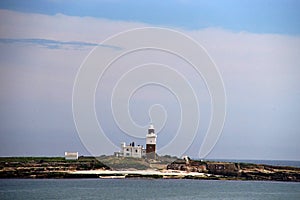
top-left (146, 123), bottom-right (157, 159)
top-left (114, 123), bottom-right (158, 159)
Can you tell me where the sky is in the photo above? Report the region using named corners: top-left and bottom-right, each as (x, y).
top-left (0, 0), bottom-right (299, 160)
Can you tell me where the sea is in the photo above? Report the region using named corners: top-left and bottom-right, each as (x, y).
top-left (1, 160), bottom-right (300, 200)
top-left (0, 179), bottom-right (299, 200)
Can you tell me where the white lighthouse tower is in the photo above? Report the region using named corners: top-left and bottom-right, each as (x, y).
top-left (146, 123), bottom-right (157, 159)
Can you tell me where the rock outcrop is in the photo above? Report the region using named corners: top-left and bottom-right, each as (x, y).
top-left (167, 159), bottom-right (300, 182)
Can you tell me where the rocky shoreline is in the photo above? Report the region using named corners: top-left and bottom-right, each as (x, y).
top-left (166, 158), bottom-right (300, 181)
top-left (1, 157), bottom-right (299, 182)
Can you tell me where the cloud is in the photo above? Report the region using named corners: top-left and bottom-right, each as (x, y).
top-left (0, 38), bottom-right (122, 50)
top-left (0, 9), bottom-right (299, 159)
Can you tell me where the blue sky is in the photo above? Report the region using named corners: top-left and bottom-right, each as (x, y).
top-left (0, 1), bottom-right (299, 160)
top-left (0, 0), bottom-right (299, 35)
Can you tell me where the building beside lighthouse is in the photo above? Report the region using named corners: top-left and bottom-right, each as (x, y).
top-left (116, 142), bottom-right (146, 158)
top-left (114, 123), bottom-right (157, 159)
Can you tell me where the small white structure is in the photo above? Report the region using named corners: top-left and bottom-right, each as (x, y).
top-left (64, 152), bottom-right (79, 160)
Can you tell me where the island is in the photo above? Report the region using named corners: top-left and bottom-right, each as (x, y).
top-left (1, 156), bottom-right (299, 182)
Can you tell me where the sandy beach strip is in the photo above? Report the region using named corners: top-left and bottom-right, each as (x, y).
top-left (68, 169), bottom-right (209, 178)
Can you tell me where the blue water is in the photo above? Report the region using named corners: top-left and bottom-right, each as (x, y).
top-left (1, 179), bottom-right (299, 200)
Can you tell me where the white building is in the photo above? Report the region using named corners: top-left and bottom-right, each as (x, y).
top-left (115, 142), bottom-right (146, 158)
top-left (115, 124), bottom-right (157, 159)
top-left (65, 152), bottom-right (79, 160)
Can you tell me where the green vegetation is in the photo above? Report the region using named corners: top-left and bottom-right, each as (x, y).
top-left (0, 155), bottom-right (179, 171)
top-left (97, 156), bottom-right (150, 170)
top-left (0, 156), bottom-right (106, 163)
top-left (0, 157), bottom-right (65, 162)
top-left (96, 155), bottom-right (180, 170)
top-left (0, 156), bottom-right (110, 178)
